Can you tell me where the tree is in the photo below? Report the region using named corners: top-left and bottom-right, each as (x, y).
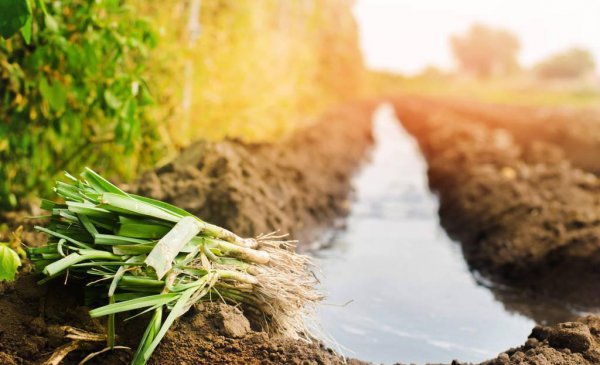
top-left (450, 24), bottom-right (520, 78)
top-left (534, 48), bottom-right (596, 79)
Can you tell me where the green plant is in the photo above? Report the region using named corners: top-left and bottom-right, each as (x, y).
top-left (0, 0), bottom-right (32, 42)
top-left (0, 0), bottom-right (159, 208)
top-left (0, 244), bottom-right (21, 282)
top-left (29, 168), bottom-right (320, 365)
top-left (0, 226), bottom-right (26, 282)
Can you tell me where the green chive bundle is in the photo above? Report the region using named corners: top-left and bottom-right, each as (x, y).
top-left (29, 168), bottom-right (322, 365)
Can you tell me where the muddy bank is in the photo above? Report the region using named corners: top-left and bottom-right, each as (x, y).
top-left (421, 98), bottom-right (600, 174)
top-left (132, 102), bottom-right (376, 248)
top-left (392, 95), bottom-right (600, 311)
top-left (0, 102), bottom-right (375, 365)
top-left (481, 316), bottom-right (600, 365)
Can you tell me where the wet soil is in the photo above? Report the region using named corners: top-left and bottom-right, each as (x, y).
top-left (0, 102), bottom-right (375, 365)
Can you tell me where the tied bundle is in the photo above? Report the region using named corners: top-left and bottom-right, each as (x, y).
top-left (29, 168), bottom-right (322, 365)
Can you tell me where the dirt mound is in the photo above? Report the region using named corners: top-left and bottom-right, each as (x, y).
top-left (0, 275), bottom-right (367, 365)
top-left (423, 98), bottom-right (600, 174)
top-left (150, 302), bottom-right (367, 365)
top-left (481, 316), bottom-right (600, 365)
top-left (0, 102), bottom-right (375, 365)
top-left (392, 95), bottom-right (600, 311)
top-left (133, 102), bottom-right (375, 248)
top-left (0, 275), bottom-right (109, 364)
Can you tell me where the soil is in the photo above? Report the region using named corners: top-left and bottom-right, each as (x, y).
top-left (132, 101), bottom-right (376, 248)
top-left (0, 102), bottom-right (375, 365)
top-left (0, 275), bottom-right (368, 365)
top-left (149, 302), bottom-right (368, 365)
top-left (419, 98), bottom-right (600, 174)
top-left (480, 316), bottom-right (600, 365)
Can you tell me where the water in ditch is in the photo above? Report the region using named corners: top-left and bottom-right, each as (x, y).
top-left (313, 104), bottom-right (535, 364)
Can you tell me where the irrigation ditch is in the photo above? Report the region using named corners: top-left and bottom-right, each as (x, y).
top-left (392, 95), bottom-right (600, 364)
top-left (1, 98), bottom-right (600, 364)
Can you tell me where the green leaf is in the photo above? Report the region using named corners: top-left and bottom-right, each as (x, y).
top-left (131, 308), bottom-right (162, 365)
top-left (107, 296), bottom-right (116, 348)
top-left (0, 0), bottom-right (32, 39)
top-left (35, 225), bottom-right (92, 249)
top-left (104, 90), bottom-right (122, 110)
top-left (117, 222), bottom-right (170, 239)
top-left (94, 234), bottom-right (151, 246)
top-left (100, 193), bottom-right (180, 223)
top-left (42, 250), bottom-right (120, 276)
top-left (39, 78), bottom-right (67, 113)
top-left (66, 202), bottom-right (115, 219)
top-left (19, 0), bottom-right (32, 44)
top-left (89, 293), bottom-right (179, 317)
top-left (0, 244), bottom-right (22, 282)
top-left (130, 194), bottom-right (194, 219)
top-left (44, 13), bottom-right (58, 33)
top-left (142, 288), bottom-right (197, 361)
top-left (34, 0), bottom-right (47, 14)
top-left (81, 167), bottom-right (129, 197)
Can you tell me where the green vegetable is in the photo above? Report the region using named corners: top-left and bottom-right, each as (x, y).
top-left (0, 244), bottom-right (22, 282)
top-left (30, 168), bottom-right (321, 365)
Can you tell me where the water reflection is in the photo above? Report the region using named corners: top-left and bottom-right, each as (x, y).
top-left (313, 104), bottom-right (534, 364)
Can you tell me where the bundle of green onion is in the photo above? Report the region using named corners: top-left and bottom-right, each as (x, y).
top-left (29, 168), bottom-right (321, 365)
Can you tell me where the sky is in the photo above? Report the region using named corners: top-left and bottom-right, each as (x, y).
top-left (353, 0), bottom-right (600, 75)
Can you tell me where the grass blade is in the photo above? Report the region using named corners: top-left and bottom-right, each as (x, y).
top-left (81, 167), bottom-right (129, 197)
top-left (142, 287), bottom-right (196, 361)
top-left (107, 296), bottom-right (116, 348)
top-left (131, 307), bottom-right (162, 365)
top-left (89, 293), bottom-right (179, 317)
top-left (129, 194), bottom-right (193, 219)
top-left (99, 193), bottom-right (180, 223)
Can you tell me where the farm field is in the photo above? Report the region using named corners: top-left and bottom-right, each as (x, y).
top-left (2, 1), bottom-right (600, 365)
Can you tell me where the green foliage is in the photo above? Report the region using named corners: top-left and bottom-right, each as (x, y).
top-left (535, 48), bottom-right (596, 79)
top-left (0, 0), bottom-right (160, 208)
top-left (137, 0), bottom-right (365, 144)
top-left (451, 23), bottom-right (520, 78)
top-left (0, 0), bottom-right (32, 40)
top-left (0, 244), bottom-right (21, 282)
top-left (1, 0), bottom-right (364, 208)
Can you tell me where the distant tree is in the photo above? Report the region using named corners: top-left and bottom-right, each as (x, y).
top-left (450, 24), bottom-right (520, 78)
top-left (534, 48), bottom-right (596, 79)
top-left (419, 65), bottom-right (445, 79)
